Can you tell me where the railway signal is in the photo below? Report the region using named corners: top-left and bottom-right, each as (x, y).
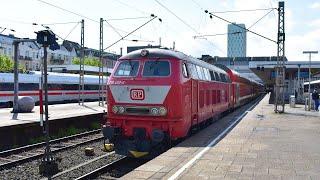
top-left (36, 30), bottom-right (60, 176)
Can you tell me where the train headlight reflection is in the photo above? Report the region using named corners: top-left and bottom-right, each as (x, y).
top-left (112, 106), bottom-right (118, 114)
top-left (150, 107), bottom-right (159, 115)
top-left (118, 106), bottom-right (125, 114)
top-left (159, 107), bottom-right (167, 116)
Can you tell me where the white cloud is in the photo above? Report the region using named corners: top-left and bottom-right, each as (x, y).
top-left (286, 28), bottom-right (320, 61)
top-left (310, 2), bottom-right (320, 9)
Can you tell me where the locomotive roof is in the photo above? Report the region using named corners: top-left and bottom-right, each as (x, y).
top-left (120, 48), bottom-right (227, 75)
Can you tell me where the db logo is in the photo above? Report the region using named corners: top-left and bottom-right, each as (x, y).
top-left (130, 89), bottom-right (145, 100)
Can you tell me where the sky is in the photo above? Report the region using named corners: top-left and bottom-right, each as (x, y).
top-left (0, 0), bottom-right (319, 61)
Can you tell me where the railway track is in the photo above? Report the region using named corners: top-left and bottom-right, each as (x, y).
top-left (0, 129), bottom-right (103, 170)
top-left (40, 154), bottom-right (149, 179)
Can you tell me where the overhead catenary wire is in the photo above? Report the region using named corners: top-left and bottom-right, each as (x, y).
top-left (42, 21), bottom-right (81, 25)
top-left (195, 8), bottom-right (276, 38)
top-left (210, 8), bottom-right (276, 14)
top-left (248, 9), bottom-right (275, 29)
top-left (35, 0), bottom-right (149, 41)
top-left (63, 21), bottom-right (81, 40)
top-left (193, 32), bottom-right (241, 38)
top-left (104, 16), bottom-right (160, 51)
top-left (40, 24), bottom-right (65, 41)
top-left (114, 0), bottom-right (150, 15)
top-left (36, 0), bottom-right (98, 23)
top-left (191, 0), bottom-right (204, 10)
top-left (153, 0), bottom-right (224, 54)
top-left (106, 16), bottom-right (150, 21)
top-left (154, 0), bottom-right (199, 34)
top-left (205, 10), bottom-right (277, 43)
top-left (103, 20), bottom-right (123, 38)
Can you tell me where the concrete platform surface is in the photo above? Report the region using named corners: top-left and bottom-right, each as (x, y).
top-left (123, 94), bottom-right (320, 180)
top-left (0, 102), bottom-right (106, 128)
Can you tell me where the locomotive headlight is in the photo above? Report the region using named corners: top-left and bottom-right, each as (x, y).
top-left (159, 107), bottom-right (167, 116)
top-left (112, 106), bottom-right (118, 114)
top-left (118, 106), bottom-right (125, 114)
top-left (150, 107), bottom-right (159, 115)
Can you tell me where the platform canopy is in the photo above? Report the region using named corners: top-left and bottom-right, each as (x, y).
top-left (249, 61), bottom-right (320, 85)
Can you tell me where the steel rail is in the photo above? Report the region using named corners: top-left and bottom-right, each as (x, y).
top-left (75, 156), bottom-right (128, 180)
top-left (0, 129), bottom-right (103, 169)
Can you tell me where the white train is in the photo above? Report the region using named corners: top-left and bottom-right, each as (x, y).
top-left (0, 71), bottom-right (107, 107)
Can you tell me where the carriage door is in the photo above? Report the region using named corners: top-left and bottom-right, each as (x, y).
top-left (191, 79), bottom-right (198, 126)
top-left (236, 83), bottom-right (240, 106)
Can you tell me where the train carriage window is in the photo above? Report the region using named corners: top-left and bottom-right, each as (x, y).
top-left (84, 84), bottom-right (99, 90)
top-left (225, 75), bottom-right (231, 83)
top-left (114, 60), bottom-right (139, 77)
top-left (204, 68), bottom-right (210, 81)
top-left (200, 67), bottom-right (207, 80)
top-left (196, 66), bottom-right (204, 80)
top-left (182, 63), bottom-right (189, 78)
top-left (48, 84), bottom-right (63, 90)
top-left (214, 72), bottom-right (221, 82)
top-left (209, 70), bottom-right (215, 81)
top-left (143, 60), bottom-right (170, 77)
top-left (187, 63), bottom-right (198, 79)
top-left (0, 83), bottom-right (13, 91)
top-left (63, 84), bottom-right (78, 90)
top-left (20, 83), bottom-right (38, 91)
top-left (220, 74), bottom-right (227, 82)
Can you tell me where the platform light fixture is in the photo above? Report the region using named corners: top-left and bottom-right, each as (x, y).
top-left (303, 50), bottom-right (318, 111)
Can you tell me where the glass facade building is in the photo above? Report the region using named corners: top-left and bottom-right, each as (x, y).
top-left (227, 23), bottom-right (246, 57)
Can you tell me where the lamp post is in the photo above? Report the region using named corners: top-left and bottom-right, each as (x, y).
top-left (303, 51), bottom-right (318, 111)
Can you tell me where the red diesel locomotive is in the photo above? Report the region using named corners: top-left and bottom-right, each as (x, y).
top-left (102, 48), bottom-right (262, 158)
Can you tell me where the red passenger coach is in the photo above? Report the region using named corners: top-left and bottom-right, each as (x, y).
top-left (102, 48), bottom-right (262, 158)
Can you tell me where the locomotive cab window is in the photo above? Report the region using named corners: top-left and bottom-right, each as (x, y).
top-left (182, 63), bottom-right (189, 78)
top-left (143, 60), bottom-right (170, 77)
top-left (220, 74), bottom-right (227, 82)
top-left (214, 72), bottom-right (221, 82)
top-left (209, 70), bottom-right (215, 81)
top-left (114, 60), bottom-right (139, 76)
top-left (187, 63), bottom-right (198, 79)
top-left (204, 68), bottom-right (210, 81)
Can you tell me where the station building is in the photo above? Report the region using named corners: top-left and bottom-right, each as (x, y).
top-left (0, 34), bottom-right (120, 74)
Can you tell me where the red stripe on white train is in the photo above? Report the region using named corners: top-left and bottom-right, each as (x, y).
top-left (0, 91), bottom-right (103, 97)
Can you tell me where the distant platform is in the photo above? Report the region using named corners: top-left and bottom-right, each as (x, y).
top-left (123, 94), bottom-right (320, 179)
top-left (0, 102), bottom-right (106, 128)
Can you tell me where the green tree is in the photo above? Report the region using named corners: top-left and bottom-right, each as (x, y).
top-left (72, 57), bottom-right (102, 67)
top-left (0, 55), bottom-right (26, 73)
top-left (0, 55), bottom-right (14, 72)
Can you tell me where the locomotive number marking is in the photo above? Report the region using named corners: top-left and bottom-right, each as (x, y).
top-left (130, 89), bottom-right (145, 100)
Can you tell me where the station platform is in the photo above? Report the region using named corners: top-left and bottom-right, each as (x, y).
top-left (0, 102), bottom-right (106, 128)
top-left (123, 94), bottom-right (320, 180)
top-left (0, 102), bottom-right (106, 150)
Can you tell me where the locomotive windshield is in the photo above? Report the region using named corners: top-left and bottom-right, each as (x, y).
top-left (114, 60), bottom-right (139, 76)
top-left (143, 60), bottom-right (170, 77)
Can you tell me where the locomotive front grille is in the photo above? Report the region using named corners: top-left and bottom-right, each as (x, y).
top-left (125, 107), bottom-right (150, 115)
